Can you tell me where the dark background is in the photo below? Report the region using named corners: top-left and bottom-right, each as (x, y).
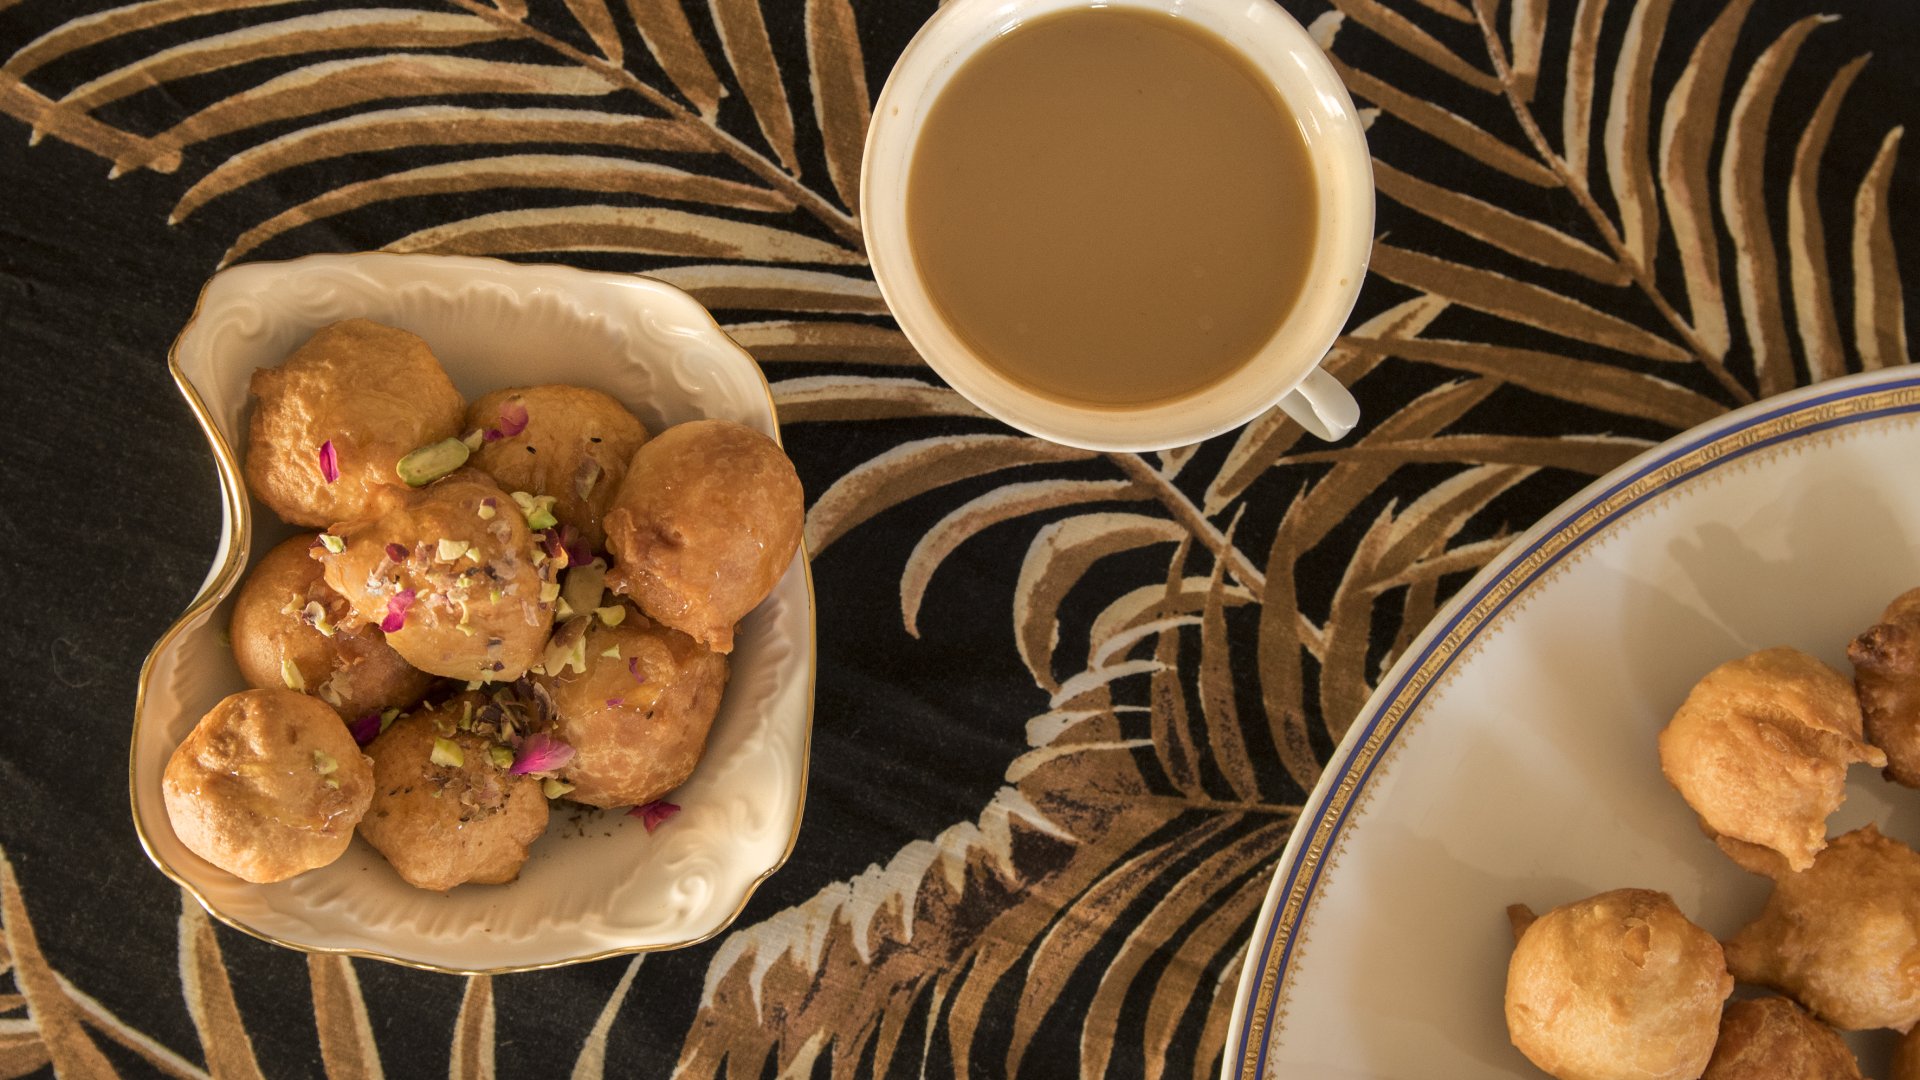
top-left (2, 0), bottom-right (1916, 1075)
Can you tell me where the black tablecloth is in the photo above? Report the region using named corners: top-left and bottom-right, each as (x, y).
top-left (1, 0), bottom-right (1915, 1075)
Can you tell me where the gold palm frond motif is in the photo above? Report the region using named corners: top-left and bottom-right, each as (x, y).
top-left (685, 2), bottom-right (1908, 1073)
top-left (0, 0), bottom-right (873, 307)
top-left (0, 0), bottom-right (1909, 1076)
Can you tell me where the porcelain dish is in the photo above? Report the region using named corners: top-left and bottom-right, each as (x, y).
top-left (134, 252), bottom-right (815, 974)
top-left (1226, 367), bottom-right (1920, 1077)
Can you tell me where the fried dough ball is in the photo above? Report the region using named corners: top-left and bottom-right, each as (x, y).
top-left (532, 605), bottom-right (728, 808)
top-left (1658, 647), bottom-right (1885, 873)
top-left (1725, 825), bottom-right (1920, 1031)
top-left (246, 320), bottom-right (465, 528)
top-left (464, 386), bottom-right (649, 551)
top-left (1849, 587), bottom-right (1920, 786)
top-left (358, 696), bottom-right (549, 891)
top-left (162, 689), bottom-right (373, 884)
top-left (1504, 889), bottom-right (1731, 1080)
top-left (1701, 997), bottom-right (1861, 1080)
top-left (603, 420), bottom-right (803, 653)
top-left (230, 534), bottom-right (432, 721)
top-left (318, 471), bottom-right (556, 682)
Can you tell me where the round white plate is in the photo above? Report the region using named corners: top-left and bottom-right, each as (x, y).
top-left (135, 252), bottom-right (815, 973)
top-left (1225, 366), bottom-right (1920, 1077)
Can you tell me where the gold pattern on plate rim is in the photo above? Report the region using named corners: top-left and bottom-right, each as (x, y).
top-left (129, 252), bottom-right (818, 976)
top-left (1234, 377), bottom-right (1920, 1079)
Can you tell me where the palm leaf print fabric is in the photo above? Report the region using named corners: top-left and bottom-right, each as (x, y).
top-left (0, 0), bottom-right (1912, 1074)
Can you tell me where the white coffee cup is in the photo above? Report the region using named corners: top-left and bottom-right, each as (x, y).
top-left (861, 0), bottom-right (1374, 452)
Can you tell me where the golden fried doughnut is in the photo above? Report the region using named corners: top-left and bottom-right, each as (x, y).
top-left (533, 605), bottom-right (727, 808)
top-left (229, 534), bottom-right (431, 720)
top-left (1504, 888), bottom-right (1730, 1080)
top-left (1849, 587), bottom-right (1920, 786)
top-left (358, 696), bottom-right (549, 891)
top-left (1658, 647), bottom-right (1884, 873)
top-left (603, 419), bottom-right (802, 653)
top-left (162, 689), bottom-right (373, 884)
top-left (464, 386), bottom-right (648, 551)
top-left (246, 320), bottom-right (465, 528)
top-left (318, 471), bottom-right (556, 682)
top-left (1725, 825), bottom-right (1920, 1031)
top-left (1701, 997), bottom-right (1861, 1079)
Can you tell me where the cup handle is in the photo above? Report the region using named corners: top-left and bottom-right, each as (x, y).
top-left (1277, 368), bottom-right (1360, 442)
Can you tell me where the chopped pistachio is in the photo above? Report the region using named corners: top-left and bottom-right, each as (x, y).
top-left (396, 437), bottom-right (470, 486)
top-left (512, 492), bottom-right (559, 530)
top-left (280, 658), bottom-right (305, 692)
top-left (317, 533), bottom-right (346, 554)
top-left (380, 708), bottom-right (399, 732)
top-left (462, 429), bottom-right (485, 452)
top-left (542, 616), bottom-right (590, 676)
top-left (561, 558), bottom-right (607, 619)
top-left (539, 581), bottom-right (562, 604)
top-left (542, 778), bottom-right (575, 799)
top-left (430, 737), bottom-right (464, 768)
top-left (555, 598), bottom-right (576, 620)
top-left (436, 538), bottom-right (471, 562)
top-left (462, 700), bottom-right (474, 726)
top-left (318, 681), bottom-right (344, 708)
top-left (574, 457), bottom-right (602, 501)
top-left (488, 745), bottom-right (515, 770)
top-left (324, 777), bottom-right (341, 790)
top-left (595, 605), bottom-right (626, 627)
top-left (312, 750), bottom-right (339, 775)
top-left (600, 644), bottom-right (622, 659)
top-left (476, 501), bottom-right (497, 520)
top-left (301, 601), bottom-right (336, 637)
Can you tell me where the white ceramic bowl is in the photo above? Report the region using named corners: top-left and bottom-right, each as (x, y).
top-left (862, 0), bottom-right (1374, 451)
top-left (134, 252), bottom-right (815, 974)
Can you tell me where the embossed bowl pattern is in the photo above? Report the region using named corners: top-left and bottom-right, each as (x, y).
top-left (133, 252), bottom-right (815, 973)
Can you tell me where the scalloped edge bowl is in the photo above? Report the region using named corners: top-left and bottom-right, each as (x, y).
top-left (133, 252), bottom-right (815, 973)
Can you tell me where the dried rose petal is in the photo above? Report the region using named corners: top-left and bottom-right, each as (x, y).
top-left (540, 530), bottom-right (567, 566)
top-left (385, 542), bottom-right (408, 563)
top-left (348, 712), bottom-right (381, 747)
top-left (496, 399), bottom-right (529, 438)
top-left (509, 731), bottom-right (575, 775)
top-left (605, 697), bottom-right (624, 708)
top-left (627, 657), bottom-right (647, 684)
top-left (629, 800), bottom-right (680, 833)
top-left (380, 589), bottom-right (416, 633)
top-left (317, 440), bottom-right (339, 484)
top-left (558, 525), bottom-right (592, 568)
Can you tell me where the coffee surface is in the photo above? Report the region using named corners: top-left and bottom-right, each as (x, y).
top-left (906, 7), bottom-right (1317, 408)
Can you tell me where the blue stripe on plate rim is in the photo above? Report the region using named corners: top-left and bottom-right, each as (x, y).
top-left (1232, 365), bottom-right (1920, 1079)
